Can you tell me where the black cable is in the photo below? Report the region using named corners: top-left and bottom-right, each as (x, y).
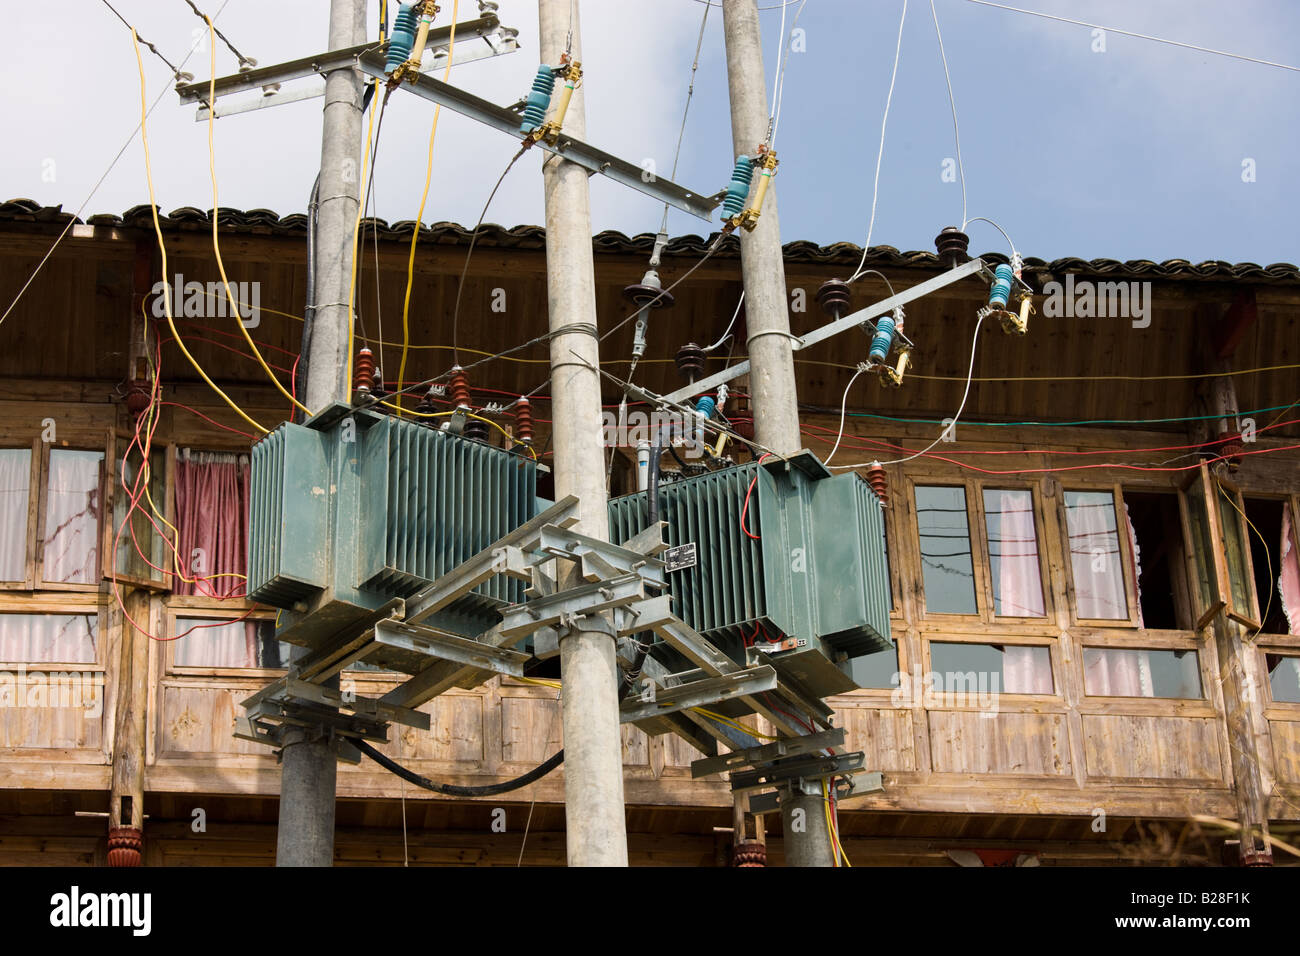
top-left (180, 0), bottom-right (253, 67)
top-left (100, 0), bottom-right (185, 78)
top-left (355, 738), bottom-right (564, 797)
top-left (295, 173), bottom-right (321, 422)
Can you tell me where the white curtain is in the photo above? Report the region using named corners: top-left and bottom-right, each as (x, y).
top-left (0, 448), bottom-right (30, 581)
top-left (1083, 646), bottom-right (1153, 697)
top-left (1065, 492), bottom-right (1128, 619)
top-left (0, 613), bottom-right (97, 664)
top-left (995, 490), bottom-right (1045, 617)
top-left (1124, 502), bottom-right (1145, 628)
top-left (43, 450), bottom-right (102, 585)
top-left (1281, 503), bottom-right (1299, 635)
top-left (174, 619), bottom-right (261, 668)
top-left (1004, 645), bottom-right (1054, 694)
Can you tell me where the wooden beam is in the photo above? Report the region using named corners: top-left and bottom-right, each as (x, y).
top-left (1212, 289), bottom-right (1258, 359)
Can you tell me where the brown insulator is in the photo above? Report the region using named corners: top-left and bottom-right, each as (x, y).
top-left (935, 226), bottom-right (970, 269)
top-left (354, 348), bottom-right (376, 395)
top-left (815, 279), bottom-right (853, 318)
top-left (866, 461), bottom-right (888, 504)
top-left (124, 379), bottom-right (153, 419)
top-left (514, 397), bottom-right (533, 445)
top-left (462, 414), bottom-right (490, 443)
top-left (675, 342), bottom-right (706, 383)
top-left (107, 826), bottom-right (143, 867)
top-left (448, 366), bottom-right (472, 409)
top-left (732, 840), bottom-right (767, 867)
top-left (416, 387), bottom-right (439, 415)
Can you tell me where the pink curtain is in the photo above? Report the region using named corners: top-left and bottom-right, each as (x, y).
top-left (994, 490), bottom-right (1045, 617)
top-left (43, 450), bottom-right (102, 584)
top-left (174, 450), bottom-right (249, 597)
top-left (173, 618), bottom-right (261, 668)
top-left (1281, 503), bottom-right (1300, 635)
top-left (0, 613), bottom-right (97, 664)
top-left (1065, 492), bottom-right (1128, 619)
top-left (1083, 647), bottom-right (1152, 696)
top-left (0, 448), bottom-right (30, 581)
top-left (1004, 646), bottom-right (1053, 694)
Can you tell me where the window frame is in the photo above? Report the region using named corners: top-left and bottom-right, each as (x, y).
top-left (164, 602), bottom-right (282, 679)
top-left (101, 430), bottom-right (175, 593)
top-left (0, 595), bottom-right (108, 671)
top-left (0, 438), bottom-right (41, 591)
top-left (35, 437), bottom-right (109, 592)
top-left (972, 480), bottom-right (1053, 623)
top-left (1078, 640), bottom-right (1208, 702)
top-left (919, 630), bottom-right (1061, 704)
top-left (1057, 481), bottom-right (1142, 629)
top-left (909, 477), bottom-right (983, 621)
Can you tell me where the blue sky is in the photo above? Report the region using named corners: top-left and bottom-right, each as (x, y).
top-left (3, 0), bottom-right (1296, 265)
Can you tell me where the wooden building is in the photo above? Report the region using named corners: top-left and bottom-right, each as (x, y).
top-left (0, 197), bottom-right (1296, 866)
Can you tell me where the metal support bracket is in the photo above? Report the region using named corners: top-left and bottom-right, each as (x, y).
top-left (619, 666), bottom-right (777, 725)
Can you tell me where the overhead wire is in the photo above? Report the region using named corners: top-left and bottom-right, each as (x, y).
top-left (345, 78), bottom-right (386, 403)
top-left (130, 26), bottom-right (268, 436)
top-left (203, 15), bottom-right (311, 418)
top-left (929, 0), bottom-right (967, 228)
top-left (397, 0), bottom-right (461, 409)
top-left (181, 0), bottom-right (254, 67)
top-left (0, 0), bottom-right (230, 332)
top-left (964, 0), bottom-right (1300, 74)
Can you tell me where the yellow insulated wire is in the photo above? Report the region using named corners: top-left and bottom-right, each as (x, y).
top-left (378, 400), bottom-right (537, 459)
top-left (397, 0), bottom-right (459, 411)
top-left (205, 17), bottom-right (311, 418)
top-left (130, 29), bottom-right (268, 436)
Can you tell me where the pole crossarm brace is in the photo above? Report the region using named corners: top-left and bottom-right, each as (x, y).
top-left (354, 50), bottom-right (720, 220)
top-left (690, 727), bottom-right (847, 778)
top-left (620, 667), bottom-right (777, 725)
top-left (176, 14), bottom-right (519, 119)
top-left (660, 257), bottom-right (990, 405)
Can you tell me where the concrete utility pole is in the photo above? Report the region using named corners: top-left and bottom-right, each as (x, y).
top-left (276, 0), bottom-right (366, 867)
top-left (721, 0), bottom-right (833, 868)
top-left (538, 0), bottom-right (630, 866)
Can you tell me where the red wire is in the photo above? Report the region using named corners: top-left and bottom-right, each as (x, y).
top-left (157, 402), bottom-right (257, 440)
top-left (741, 453), bottom-right (772, 540)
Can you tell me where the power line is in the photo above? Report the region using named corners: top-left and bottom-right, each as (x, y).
top-left (100, 0), bottom-right (186, 78)
top-left (964, 0), bottom-right (1300, 74)
top-left (180, 0), bottom-right (254, 67)
top-left (0, 0), bottom-right (231, 333)
top-left (929, 0), bottom-right (967, 229)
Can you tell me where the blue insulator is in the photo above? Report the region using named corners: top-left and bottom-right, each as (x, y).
top-left (869, 315), bottom-right (896, 365)
top-left (989, 263), bottom-right (1014, 309)
top-left (385, 4), bottom-right (419, 74)
top-left (519, 66), bottom-right (556, 134)
top-left (720, 157), bottom-right (753, 220)
top-left (696, 396), bottom-right (717, 420)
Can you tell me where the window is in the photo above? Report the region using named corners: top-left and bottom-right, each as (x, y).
top-left (0, 612), bottom-right (98, 664)
top-left (42, 449), bottom-right (104, 586)
top-left (173, 450), bottom-right (250, 597)
top-left (929, 641), bottom-right (1053, 695)
top-left (1243, 498), bottom-right (1298, 635)
top-left (1267, 654), bottom-right (1300, 704)
top-left (1064, 490), bottom-right (1129, 620)
top-left (851, 643), bottom-right (900, 689)
top-left (1124, 491), bottom-right (1194, 630)
top-left (983, 488), bottom-right (1045, 617)
top-left (0, 447), bottom-right (32, 582)
top-left (916, 485), bottom-right (977, 615)
top-left (173, 616), bottom-right (284, 669)
top-left (110, 443), bottom-right (168, 586)
top-left (1082, 647), bottom-right (1201, 699)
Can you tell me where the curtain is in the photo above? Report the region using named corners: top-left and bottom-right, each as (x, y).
top-left (43, 450), bottom-right (102, 584)
top-left (1004, 646), bottom-right (1053, 694)
top-left (0, 613), bottom-right (97, 664)
top-left (0, 448), bottom-right (30, 581)
top-left (174, 450), bottom-right (249, 597)
top-left (1281, 503), bottom-right (1300, 635)
top-left (1065, 492), bottom-right (1128, 619)
top-left (1083, 647), bottom-right (1153, 697)
top-left (994, 490), bottom-right (1045, 616)
top-left (1124, 502), bottom-right (1144, 628)
top-left (173, 619), bottom-right (279, 668)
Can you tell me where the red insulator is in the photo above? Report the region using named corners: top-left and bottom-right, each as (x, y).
top-left (107, 826), bottom-right (143, 867)
top-left (514, 397), bottom-right (533, 445)
top-left (866, 461), bottom-right (888, 504)
top-left (732, 840), bottom-right (767, 867)
top-left (124, 379), bottom-right (153, 419)
top-left (448, 366), bottom-right (472, 408)
top-left (354, 348), bottom-right (376, 394)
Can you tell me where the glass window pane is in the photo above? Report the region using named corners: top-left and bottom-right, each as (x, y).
top-left (174, 617), bottom-right (286, 669)
top-left (113, 446), bottom-right (168, 583)
top-left (0, 613), bottom-right (97, 663)
top-left (929, 641), bottom-right (1054, 695)
top-left (1082, 647), bottom-right (1202, 698)
top-left (850, 644), bottom-right (900, 689)
top-left (1216, 488), bottom-right (1254, 618)
top-left (983, 488), bottom-right (1045, 617)
top-left (1268, 654), bottom-right (1300, 704)
top-left (916, 486), bottom-right (977, 615)
top-left (44, 449), bottom-right (104, 584)
top-left (1065, 491), bottom-right (1128, 619)
top-left (0, 448), bottom-right (31, 581)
